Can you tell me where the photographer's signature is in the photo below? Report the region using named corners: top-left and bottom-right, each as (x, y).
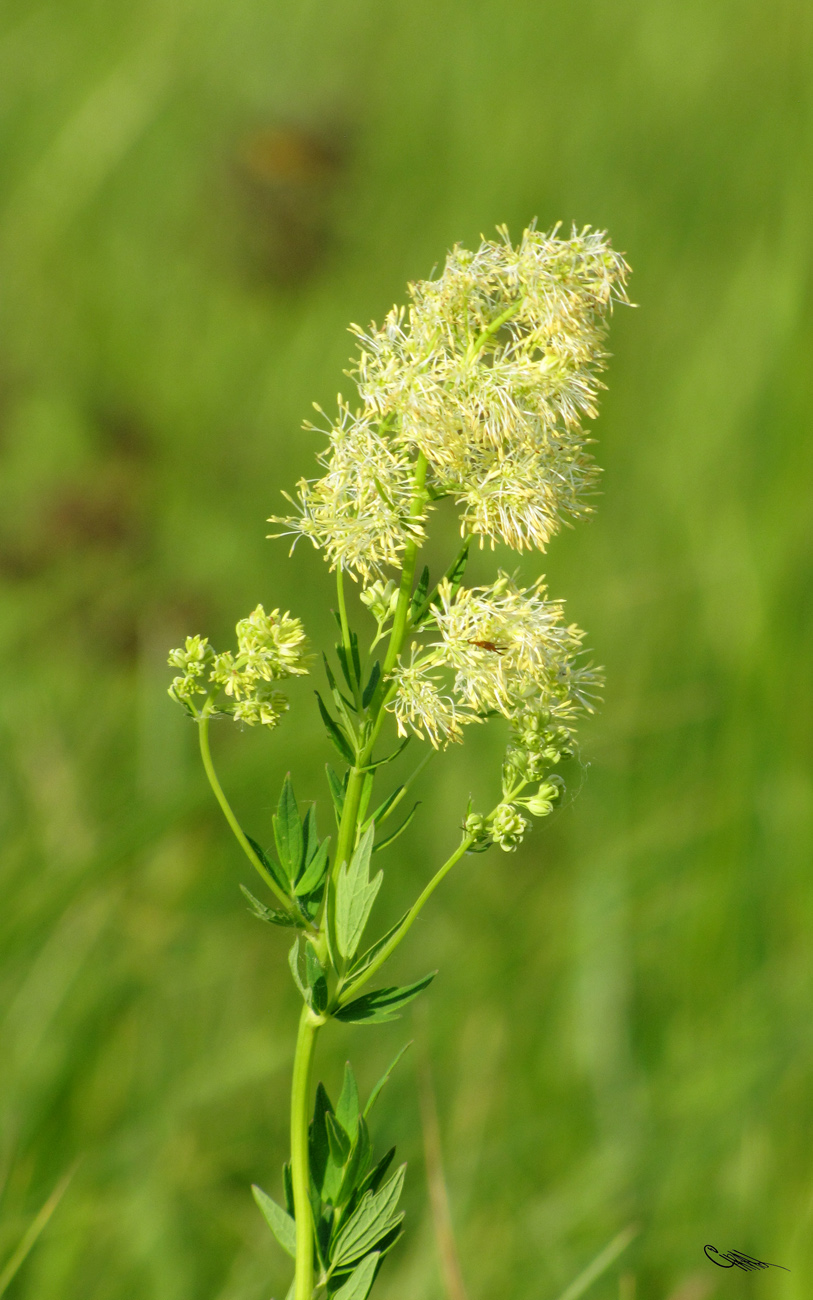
top-left (704, 1245), bottom-right (788, 1273)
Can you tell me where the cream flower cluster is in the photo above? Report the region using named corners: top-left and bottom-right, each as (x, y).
top-left (271, 224), bottom-right (629, 579)
top-left (387, 572), bottom-right (598, 751)
top-left (272, 402), bottom-right (424, 581)
top-left (168, 605), bottom-right (308, 727)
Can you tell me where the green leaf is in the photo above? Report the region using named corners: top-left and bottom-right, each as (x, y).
top-left (323, 872), bottom-right (340, 972)
top-left (326, 765), bottom-right (347, 824)
top-left (301, 805), bottom-right (319, 866)
top-left (308, 1083), bottom-right (334, 1194)
top-left (295, 837), bottom-right (330, 896)
top-left (364, 1044), bottom-right (412, 1118)
top-left (331, 1165), bottom-right (406, 1268)
top-left (335, 1062), bottom-right (360, 1140)
top-left (332, 1251), bottom-right (380, 1300)
top-left (347, 912), bottom-right (409, 980)
top-left (409, 565), bottom-right (430, 618)
top-left (366, 735), bottom-right (410, 769)
top-left (323, 653), bottom-right (356, 714)
top-left (326, 1110), bottom-right (351, 1166)
top-left (412, 544), bottom-right (470, 625)
top-left (282, 1162), bottom-right (294, 1217)
top-left (361, 661), bottom-right (380, 709)
top-left (335, 824), bottom-right (383, 962)
top-left (356, 1147), bottom-right (395, 1199)
top-left (337, 1116), bottom-right (372, 1207)
top-left (356, 771), bottom-right (375, 828)
top-left (273, 775), bottom-right (303, 883)
top-left (239, 884), bottom-right (299, 928)
top-left (350, 632), bottom-right (362, 687)
top-left (373, 802), bottom-right (420, 853)
top-left (288, 939), bottom-right (309, 1003)
top-left (363, 785), bottom-right (404, 832)
top-left (335, 640), bottom-right (358, 694)
top-left (305, 942), bottom-right (328, 1014)
top-left (316, 692), bottom-right (355, 765)
top-left (335, 973), bottom-right (436, 1025)
top-left (245, 835), bottom-right (289, 894)
top-left (252, 1185), bottom-right (296, 1259)
top-left (447, 541), bottom-right (470, 597)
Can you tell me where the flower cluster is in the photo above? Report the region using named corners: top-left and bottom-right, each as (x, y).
top-left (271, 401), bottom-right (425, 582)
top-left (387, 572), bottom-right (599, 750)
top-left (271, 224), bottom-right (629, 580)
top-left (388, 570), bottom-right (599, 850)
top-left (168, 605), bottom-right (308, 727)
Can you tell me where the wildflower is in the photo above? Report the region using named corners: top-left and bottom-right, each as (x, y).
top-left (387, 649), bottom-right (476, 748)
top-left (429, 572), bottom-right (588, 718)
top-left (269, 400), bottom-right (426, 582)
top-left (168, 606), bottom-right (308, 728)
top-left (168, 635), bottom-right (215, 707)
top-left (351, 224), bottom-right (629, 554)
top-left (360, 578), bottom-right (399, 626)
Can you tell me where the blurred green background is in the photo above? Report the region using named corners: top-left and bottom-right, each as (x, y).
top-left (1, 2), bottom-right (811, 1298)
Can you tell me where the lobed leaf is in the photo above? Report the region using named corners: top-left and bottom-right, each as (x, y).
top-left (332, 1251), bottom-right (380, 1300)
top-left (239, 884), bottom-right (299, 928)
top-left (346, 913), bottom-right (409, 981)
top-left (325, 1110), bottom-right (351, 1167)
top-left (273, 775), bottom-right (303, 883)
top-left (316, 692), bottom-right (356, 765)
top-left (335, 1062), bottom-right (360, 1140)
top-left (373, 802), bottom-right (420, 853)
top-left (330, 1165), bottom-right (406, 1268)
top-left (409, 565), bottom-right (430, 619)
top-left (335, 824), bottom-right (382, 962)
top-left (295, 836), bottom-right (330, 896)
top-left (361, 661), bottom-right (380, 709)
top-left (245, 835), bottom-right (289, 894)
top-left (326, 765), bottom-right (347, 824)
top-left (335, 973), bottom-right (436, 1025)
top-left (336, 1116), bottom-right (372, 1207)
top-left (252, 1185), bottom-right (296, 1259)
top-left (363, 1044), bottom-right (411, 1118)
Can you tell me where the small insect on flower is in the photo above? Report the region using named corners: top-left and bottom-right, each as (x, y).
top-left (468, 640), bottom-right (506, 654)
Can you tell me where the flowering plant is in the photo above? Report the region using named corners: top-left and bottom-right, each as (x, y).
top-left (169, 223), bottom-right (629, 1300)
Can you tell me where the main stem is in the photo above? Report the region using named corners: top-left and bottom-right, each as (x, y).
top-left (291, 1006), bottom-right (321, 1300)
top-left (383, 451), bottom-right (428, 676)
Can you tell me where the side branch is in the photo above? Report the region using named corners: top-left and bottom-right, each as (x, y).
top-left (197, 715), bottom-right (296, 917)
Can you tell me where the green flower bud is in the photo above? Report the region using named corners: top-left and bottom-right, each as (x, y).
top-left (490, 803), bottom-right (529, 852)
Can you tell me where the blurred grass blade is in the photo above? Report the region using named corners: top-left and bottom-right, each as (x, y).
top-left (553, 1225), bottom-right (639, 1300)
top-left (418, 1044), bottom-right (469, 1300)
top-left (0, 1161), bottom-right (79, 1297)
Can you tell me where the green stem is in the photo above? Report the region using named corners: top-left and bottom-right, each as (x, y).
top-left (332, 764), bottom-right (366, 889)
top-left (291, 1006), bottom-right (321, 1300)
top-left (383, 452), bottom-right (428, 677)
top-left (465, 301), bottom-right (521, 363)
top-left (337, 834), bottom-right (474, 1003)
top-left (336, 568), bottom-right (351, 654)
top-left (197, 715), bottom-right (295, 917)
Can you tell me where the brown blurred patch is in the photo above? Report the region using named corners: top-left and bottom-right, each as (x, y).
top-left (231, 120), bottom-right (350, 286)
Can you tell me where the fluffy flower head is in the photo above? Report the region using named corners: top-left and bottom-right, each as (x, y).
top-left (270, 400), bottom-right (426, 582)
top-left (428, 572), bottom-right (593, 719)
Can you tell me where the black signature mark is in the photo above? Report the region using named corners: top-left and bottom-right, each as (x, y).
top-left (704, 1245), bottom-right (789, 1273)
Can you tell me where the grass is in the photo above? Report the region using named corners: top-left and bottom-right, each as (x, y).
top-left (0, 2), bottom-right (811, 1298)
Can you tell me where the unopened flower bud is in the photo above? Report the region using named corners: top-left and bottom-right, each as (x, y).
top-left (525, 781), bottom-right (560, 818)
top-left (490, 803), bottom-right (529, 852)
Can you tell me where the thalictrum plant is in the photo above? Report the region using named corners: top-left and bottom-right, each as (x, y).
top-left (168, 223), bottom-right (629, 1300)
